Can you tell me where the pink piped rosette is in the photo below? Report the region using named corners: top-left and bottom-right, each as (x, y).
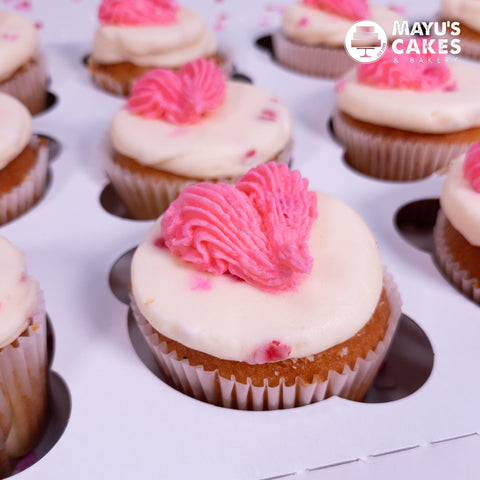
top-left (272, 0), bottom-right (377, 78)
top-left (131, 163), bottom-right (402, 410)
top-left (332, 45), bottom-right (476, 181)
top-left (98, 0), bottom-right (179, 26)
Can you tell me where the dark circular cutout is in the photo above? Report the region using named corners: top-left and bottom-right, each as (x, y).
top-left (109, 247), bottom-right (135, 304)
top-left (255, 34), bottom-right (274, 56)
top-left (36, 134), bottom-right (62, 162)
top-left (395, 198), bottom-right (440, 253)
top-left (82, 53), bottom-right (89, 67)
top-left (231, 70), bottom-right (253, 84)
top-left (99, 183), bottom-right (132, 220)
top-left (33, 91), bottom-right (59, 117)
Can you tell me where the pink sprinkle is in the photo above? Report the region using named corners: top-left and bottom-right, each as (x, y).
top-left (20, 272), bottom-right (27, 282)
top-left (270, 97), bottom-right (279, 103)
top-left (388, 4), bottom-right (406, 14)
top-left (248, 340), bottom-right (291, 364)
top-left (443, 81), bottom-right (457, 92)
top-left (34, 21), bottom-right (43, 30)
top-left (259, 17), bottom-right (271, 27)
top-left (258, 108), bottom-right (277, 121)
top-left (298, 17), bottom-right (309, 27)
top-left (245, 149), bottom-right (256, 158)
top-left (214, 22), bottom-right (225, 31)
top-left (0, 302), bottom-right (2, 310)
top-left (153, 237), bottom-right (167, 249)
top-left (1, 33), bottom-right (19, 41)
top-left (189, 275), bottom-right (212, 291)
top-left (14, 1), bottom-right (31, 12)
top-left (335, 79), bottom-right (347, 93)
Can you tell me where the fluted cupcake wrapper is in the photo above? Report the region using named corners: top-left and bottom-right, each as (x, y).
top-left (0, 54), bottom-right (48, 116)
top-left (272, 30), bottom-right (354, 78)
top-left (0, 136), bottom-right (49, 226)
top-left (332, 110), bottom-right (473, 181)
top-left (434, 210), bottom-right (480, 305)
top-left (0, 289), bottom-right (48, 477)
top-left (132, 271), bottom-right (401, 411)
top-left (101, 137), bottom-right (294, 220)
top-left (458, 35), bottom-right (480, 61)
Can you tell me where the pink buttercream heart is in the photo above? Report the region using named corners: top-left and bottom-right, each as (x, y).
top-left (161, 162), bottom-right (318, 293)
top-left (127, 59), bottom-right (226, 125)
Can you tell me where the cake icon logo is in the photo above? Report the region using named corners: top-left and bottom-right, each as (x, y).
top-left (345, 21), bottom-right (387, 63)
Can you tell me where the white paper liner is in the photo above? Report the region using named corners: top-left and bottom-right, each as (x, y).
top-left (132, 271), bottom-right (401, 411)
top-left (0, 53), bottom-right (48, 116)
top-left (332, 110), bottom-right (473, 181)
top-left (0, 288), bottom-right (47, 476)
top-left (101, 136), bottom-right (294, 220)
top-left (433, 209), bottom-right (480, 305)
top-left (88, 50), bottom-right (234, 97)
top-left (0, 136), bottom-right (49, 226)
top-left (272, 30), bottom-right (354, 78)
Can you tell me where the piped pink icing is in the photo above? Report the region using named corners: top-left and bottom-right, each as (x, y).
top-left (464, 142), bottom-right (480, 193)
top-left (357, 44), bottom-right (452, 91)
top-left (98, 0), bottom-right (178, 26)
top-left (127, 59), bottom-right (226, 125)
top-left (161, 162), bottom-right (318, 293)
top-left (303, 0), bottom-right (370, 20)
top-left (248, 340), bottom-right (291, 364)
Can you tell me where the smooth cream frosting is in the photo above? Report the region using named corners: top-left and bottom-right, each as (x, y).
top-left (0, 11), bottom-right (39, 83)
top-left (0, 93), bottom-right (32, 170)
top-left (336, 61), bottom-right (480, 133)
top-left (91, 7), bottom-right (217, 67)
top-left (0, 236), bottom-right (38, 349)
top-left (441, 154), bottom-right (480, 246)
top-left (442, 0), bottom-right (480, 33)
top-left (131, 191), bottom-right (384, 362)
top-left (111, 81), bottom-right (292, 179)
top-left (283, 3), bottom-right (401, 46)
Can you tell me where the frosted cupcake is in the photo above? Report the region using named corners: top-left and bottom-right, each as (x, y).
top-left (130, 162), bottom-right (401, 410)
top-left (0, 93), bottom-right (48, 226)
top-left (88, 0), bottom-right (232, 96)
top-left (0, 11), bottom-right (48, 115)
top-left (103, 59), bottom-right (292, 219)
top-left (333, 48), bottom-right (480, 181)
top-left (272, 0), bottom-right (401, 78)
top-left (434, 143), bottom-right (480, 305)
top-left (441, 0), bottom-right (480, 61)
top-left (0, 236), bottom-right (48, 476)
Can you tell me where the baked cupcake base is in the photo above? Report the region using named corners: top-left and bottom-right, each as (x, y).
top-left (332, 111), bottom-right (480, 181)
top-left (272, 30), bottom-right (354, 78)
top-left (433, 210), bottom-right (480, 305)
top-left (0, 54), bottom-right (48, 116)
top-left (87, 52), bottom-right (234, 96)
top-left (102, 138), bottom-right (294, 220)
top-left (131, 272), bottom-right (401, 410)
top-left (0, 136), bottom-right (49, 226)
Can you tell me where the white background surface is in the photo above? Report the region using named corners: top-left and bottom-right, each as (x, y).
top-left (1, 0), bottom-right (480, 478)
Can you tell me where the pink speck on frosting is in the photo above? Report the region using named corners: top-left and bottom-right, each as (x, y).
top-left (443, 81), bottom-right (457, 92)
top-left (98, 0), bottom-right (178, 26)
top-left (464, 143), bottom-right (480, 193)
top-left (298, 16), bottom-right (309, 27)
top-left (128, 59), bottom-right (226, 125)
top-left (34, 21), bottom-right (43, 29)
top-left (357, 43), bottom-right (451, 91)
top-left (303, 0), bottom-right (370, 20)
top-left (153, 237), bottom-right (167, 249)
top-left (248, 340), bottom-right (291, 364)
top-left (1, 33), bottom-right (19, 41)
top-left (258, 109), bottom-right (277, 122)
top-left (189, 275), bottom-right (212, 291)
top-left (335, 79), bottom-right (347, 93)
top-left (388, 4), bottom-right (406, 14)
top-left (161, 162), bottom-right (318, 293)
top-left (14, 1), bottom-right (31, 12)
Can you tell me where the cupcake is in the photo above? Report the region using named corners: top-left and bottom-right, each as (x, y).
top-left (333, 47), bottom-right (480, 181)
top-left (441, 0), bottom-right (480, 61)
top-left (0, 236), bottom-right (48, 476)
top-left (130, 162), bottom-right (402, 410)
top-left (88, 0), bottom-right (232, 96)
top-left (434, 143), bottom-right (480, 305)
top-left (0, 11), bottom-right (48, 115)
top-left (103, 58), bottom-right (293, 220)
top-left (0, 93), bottom-right (49, 226)
top-left (272, 0), bottom-right (401, 78)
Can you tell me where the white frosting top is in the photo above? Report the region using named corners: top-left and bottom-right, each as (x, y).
top-left (0, 11), bottom-right (39, 82)
top-left (282, 2), bottom-right (401, 46)
top-left (336, 61), bottom-right (480, 133)
top-left (131, 192), bottom-right (384, 362)
top-left (111, 82), bottom-right (292, 179)
top-left (91, 7), bottom-right (217, 68)
top-left (440, 154), bottom-right (480, 246)
top-left (0, 93), bottom-right (32, 170)
top-left (442, 0), bottom-right (480, 32)
top-left (0, 236), bottom-right (38, 349)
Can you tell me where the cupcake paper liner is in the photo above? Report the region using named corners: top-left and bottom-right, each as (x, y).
top-left (458, 35), bottom-right (480, 61)
top-left (0, 289), bottom-right (47, 477)
top-left (0, 136), bottom-right (49, 226)
top-left (101, 137), bottom-right (294, 220)
top-left (0, 54), bottom-right (48, 116)
top-left (433, 210), bottom-right (480, 305)
top-left (132, 271), bottom-right (401, 411)
top-left (332, 110), bottom-right (473, 181)
top-left (272, 30), bottom-right (354, 78)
